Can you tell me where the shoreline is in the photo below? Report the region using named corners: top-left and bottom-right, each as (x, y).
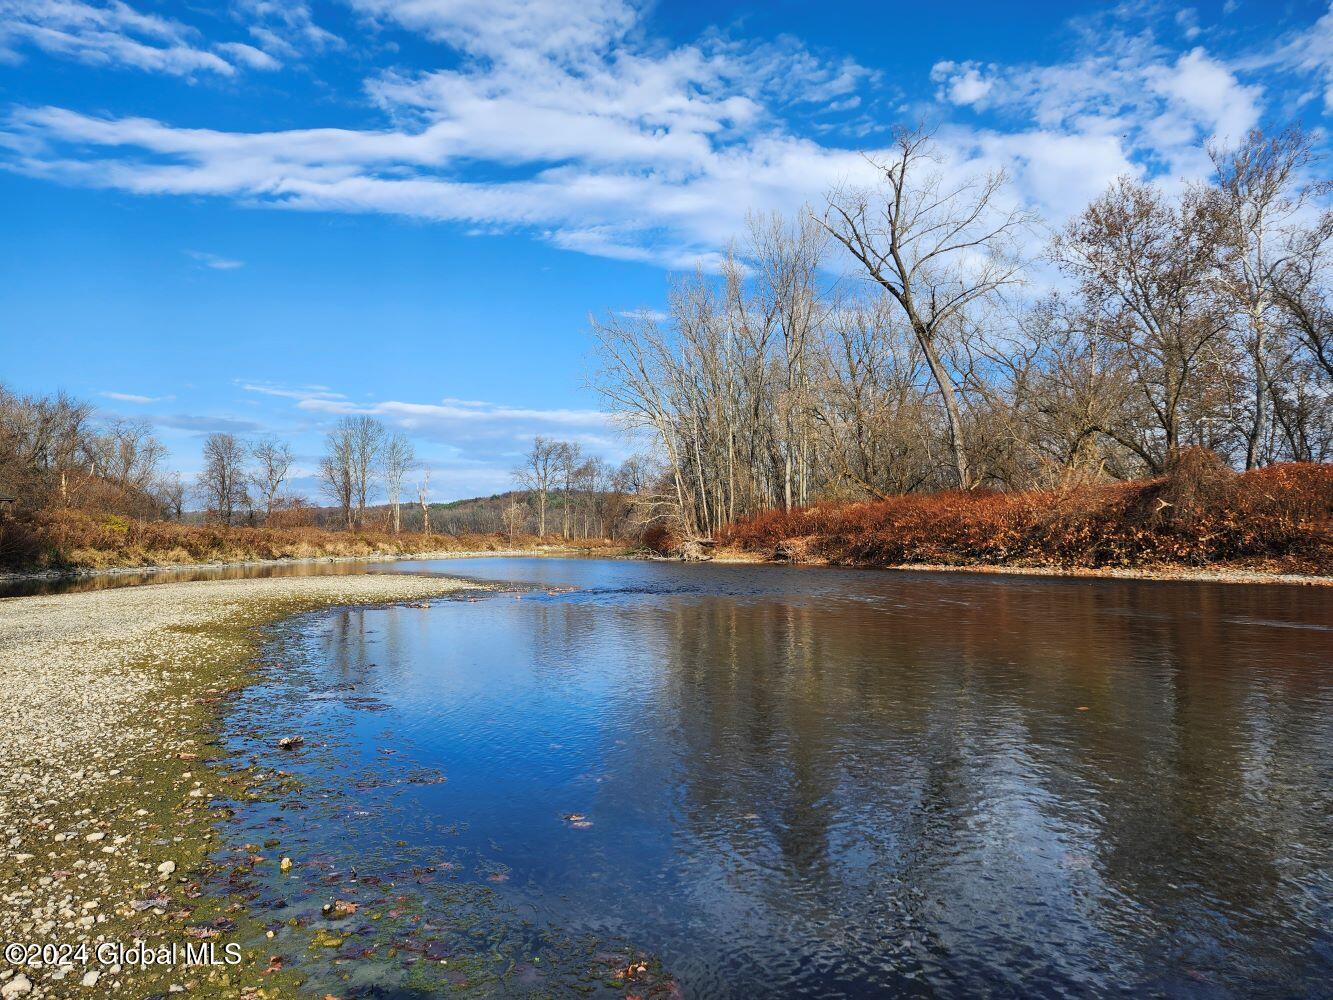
top-left (0, 573), bottom-right (478, 998)
top-left (0, 543), bottom-right (630, 586)
top-left (4, 542), bottom-right (1325, 590)
top-left (706, 548), bottom-right (1333, 586)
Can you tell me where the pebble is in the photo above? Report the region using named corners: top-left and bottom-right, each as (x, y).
top-left (0, 574), bottom-right (470, 995)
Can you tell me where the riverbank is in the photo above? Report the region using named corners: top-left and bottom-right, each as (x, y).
top-left (716, 459), bottom-right (1332, 584)
top-left (0, 541), bottom-right (630, 588)
top-left (0, 573), bottom-right (475, 999)
top-left (0, 508), bottom-right (629, 574)
top-left (709, 546), bottom-right (1333, 586)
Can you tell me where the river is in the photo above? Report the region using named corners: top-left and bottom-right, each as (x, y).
top-left (95, 557), bottom-right (1333, 996)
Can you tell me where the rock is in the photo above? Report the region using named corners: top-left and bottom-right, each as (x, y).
top-left (157, 860), bottom-right (177, 876)
top-left (279, 857), bottom-right (293, 872)
top-left (1, 974), bottom-right (32, 998)
top-left (84, 832), bottom-right (105, 842)
top-left (81, 971), bottom-right (99, 987)
top-left (277, 736), bottom-right (304, 750)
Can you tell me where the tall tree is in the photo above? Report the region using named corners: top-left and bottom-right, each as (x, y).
top-left (320, 421), bottom-right (356, 529)
top-left (1207, 126), bottom-right (1326, 468)
top-left (198, 432), bottom-right (247, 526)
top-left (249, 436), bottom-right (294, 522)
top-left (821, 128), bottom-right (1032, 488)
top-left (1052, 178), bottom-right (1232, 472)
top-left (381, 431), bottom-right (414, 534)
top-left (417, 468), bottom-right (431, 537)
top-left (515, 436), bottom-right (559, 537)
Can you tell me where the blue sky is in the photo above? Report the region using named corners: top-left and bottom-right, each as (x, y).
top-left (1, 0), bottom-right (1330, 500)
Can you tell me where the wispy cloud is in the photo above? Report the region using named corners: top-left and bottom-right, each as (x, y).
top-left (1, 1), bottom-right (1328, 269)
top-left (185, 250), bottom-right (244, 270)
top-left (100, 390), bottom-right (172, 403)
top-left (240, 381), bottom-right (345, 400)
top-left (295, 396), bottom-right (611, 430)
top-left (0, 0), bottom-right (234, 76)
top-left (0, 0), bottom-right (339, 76)
top-left (152, 413), bottom-right (265, 434)
top-left (0, 0), bottom-right (885, 267)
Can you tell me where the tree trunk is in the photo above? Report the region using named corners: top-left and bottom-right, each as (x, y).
top-left (916, 326), bottom-right (971, 489)
top-left (1244, 311), bottom-right (1267, 470)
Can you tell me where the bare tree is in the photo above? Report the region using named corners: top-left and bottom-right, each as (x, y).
top-left (95, 418), bottom-right (167, 500)
top-left (1207, 126), bottom-right (1327, 467)
top-left (249, 437), bottom-right (294, 522)
top-left (320, 416), bottom-right (384, 530)
top-left (197, 432), bottom-right (247, 525)
top-left (157, 471), bottom-right (186, 521)
top-left (555, 440), bottom-right (583, 539)
top-left (320, 422), bottom-right (356, 529)
top-left (515, 436), bottom-right (560, 537)
top-left (1052, 178), bottom-right (1233, 472)
top-left (380, 431), bottom-right (414, 534)
top-left (504, 495), bottom-right (528, 542)
top-left (821, 128), bottom-right (1033, 487)
top-left (417, 468), bottom-right (431, 537)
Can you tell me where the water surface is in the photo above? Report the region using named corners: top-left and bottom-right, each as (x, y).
top-left (216, 558), bottom-right (1332, 997)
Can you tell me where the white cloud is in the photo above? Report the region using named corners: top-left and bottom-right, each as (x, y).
top-left (932, 61), bottom-right (993, 106)
top-left (100, 390), bottom-right (171, 403)
top-left (1147, 47), bottom-right (1261, 145)
top-left (1246, 4), bottom-right (1333, 113)
top-left (2, 0), bottom-right (1322, 267)
top-left (235, 0), bottom-right (342, 62)
top-left (927, 23), bottom-right (1271, 180)
top-left (347, 0), bottom-right (636, 61)
top-left (214, 41), bottom-right (280, 71)
top-left (0, 0), bottom-right (234, 75)
top-left (0, 0), bottom-right (340, 76)
top-left (240, 381), bottom-right (345, 400)
top-left (186, 250), bottom-right (245, 270)
top-left (296, 395), bottom-right (611, 429)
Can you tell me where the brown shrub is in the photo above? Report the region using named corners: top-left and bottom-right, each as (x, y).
top-left (639, 523), bottom-right (677, 556)
top-left (721, 459), bottom-right (1332, 574)
top-left (0, 509), bottom-right (616, 571)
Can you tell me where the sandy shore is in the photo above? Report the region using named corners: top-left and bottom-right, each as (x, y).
top-left (0, 574), bottom-right (473, 998)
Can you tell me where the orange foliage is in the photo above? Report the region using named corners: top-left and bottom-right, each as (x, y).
top-left (720, 458), bottom-right (1332, 574)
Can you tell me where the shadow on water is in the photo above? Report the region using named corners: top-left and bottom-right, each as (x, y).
top-left (198, 558), bottom-right (1329, 997)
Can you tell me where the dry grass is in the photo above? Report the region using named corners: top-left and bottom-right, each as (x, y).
top-left (0, 509), bottom-right (611, 571)
top-left (719, 454), bottom-right (1332, 575)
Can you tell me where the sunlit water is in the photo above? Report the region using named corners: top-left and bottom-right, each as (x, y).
top-left (207, 558), bottom-right (1330, 998)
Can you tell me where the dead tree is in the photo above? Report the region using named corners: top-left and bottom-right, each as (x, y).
top-left (821, 128), bottom-right (1032, 488)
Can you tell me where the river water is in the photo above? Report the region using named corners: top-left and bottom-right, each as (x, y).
top-left (199, 558), bottom-right (1332, 997)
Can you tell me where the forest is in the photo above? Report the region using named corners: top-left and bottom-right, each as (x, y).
top-left (592, 126), bottom-right (1332, 545)
top-left (1, 125), bottom-right (1329, 573)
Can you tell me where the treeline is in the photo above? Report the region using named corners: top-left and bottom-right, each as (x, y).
top-left (0, 385), bottom-right (177, 519)
top-left (509, 435), bottom-right (652, 541)
top-left (0, 383), bottom-right (644, 571)
top-left (593, 125), bottom-right (1332, 539)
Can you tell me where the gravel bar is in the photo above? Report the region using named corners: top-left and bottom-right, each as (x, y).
top-left (0, 573), bottom-right (472, 998)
